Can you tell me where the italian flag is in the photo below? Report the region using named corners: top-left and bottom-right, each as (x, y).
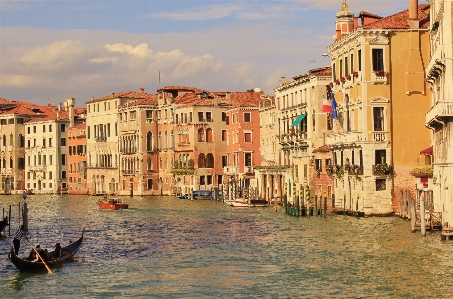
top-left (322, 95), bottom-right (332, 113)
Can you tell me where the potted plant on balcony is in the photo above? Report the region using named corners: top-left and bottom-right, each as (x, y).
top-left (374, 163), bottom-right (390, 175)
top-left (334, 79), bottom-right (340, 85)
top-left (326, 164), bottom-right (334, 178)
top-left (352, 71), bottom-right (359, 78)
top-left (340, 77), bottom-right (346, 83)
top-left (329, 82), bottom-right (334, 87)
top-left (346, 74), bottom-right (352, 80)
top-left (333, 165), bottom-right (344, 180)
top-left (374, 70), bottom-right (385, 75)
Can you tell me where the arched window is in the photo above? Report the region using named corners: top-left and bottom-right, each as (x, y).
top-left (206, 153), bottom-right (214, 168)
top-left (170, 130), bottom-right (174, 148)
top-left (206, 128), bottom-right (213, 142)
top-left (312, 109), bottom-right (316, 131)
top-left (146, 132), bottom-right (152, 151)
top-left (158, 132), bottom-right (162, 150)
top-left (198, 128), bottom-right (205, 142)
top-left (10, 134), bottom-right (13, 146)
top-left (2, 135), bottom-right (5, 146)
top-left (198, 153), bottom-right (205, 168)
top-left (147, 158), bottom-right (152, 170)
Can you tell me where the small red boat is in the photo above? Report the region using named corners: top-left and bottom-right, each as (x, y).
top-left (97, 198), bottom-right (129, 210)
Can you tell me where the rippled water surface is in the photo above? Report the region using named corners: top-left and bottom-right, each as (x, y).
top-left (1, 194), bottom-right (453, 298)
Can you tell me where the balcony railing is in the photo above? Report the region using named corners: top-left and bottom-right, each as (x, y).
top-left (426, 101), bottom-right (453, 126)
top-left (372, 131), bottom-right (388, 142)
top-left (120, 148), bottom-right (137, 154)
top-left (0, 168), bottom-right (13, 175)
top-left (95, 136), bottom-right (107, 142)
top-left (87, 164), bottom-right (118, 169)
top-left (224, 166), bottom-right (238, 174)
top-left (372, 164), bottom-right (392, 176)
top-left (244, 166), bottom-right (254, 174)
top-left (372, 71), bottom-right (388, 84)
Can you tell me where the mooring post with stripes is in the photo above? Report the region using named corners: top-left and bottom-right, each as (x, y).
top-left (324, 191), bottom-right (327, 218)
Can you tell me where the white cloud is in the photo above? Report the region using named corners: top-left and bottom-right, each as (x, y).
top-left (149, 3), bottom-right (244, 21)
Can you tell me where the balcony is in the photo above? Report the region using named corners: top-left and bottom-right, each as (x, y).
top-left (426, 101), bottom-right (453, 128)
top-left (372, 71), bottom-right (388, 84)
top-left (244, 166), bottom-right (254, 174)
top-left (372, 164), bottom-right (392, 176)
top-left (120, 148), bottom-right (137, 154)
top-left (95, 136), bottom-right (107, 142)
top-left (224, 166), bottom-right (238, 174)
top-left (28, 165), bottom-right (47, 171)
top-left (326, 131), bottom-right (363, 146)
top-left (121, 169), bottom-right (137, 176)
top-left (0, 168), bottom-right (13, 175)
top-left (372, 131), bottom-right (388, 142)
top-left (87, 164), bottom-right (118, 169)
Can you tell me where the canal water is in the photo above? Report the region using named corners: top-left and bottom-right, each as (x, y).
top-left (1, 195), bottom-right (453, 298)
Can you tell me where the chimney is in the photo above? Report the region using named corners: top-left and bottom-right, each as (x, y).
top-left (58, 103), bottom-right (61, 111)
top-left (67, 98), bottom-right (75, 127)
top-left (214, 97), bottom-right (218, 106)
top-left (140, 88), bottom-right (145, 94)
top-left (408, 0), bottom-right (419, 28)
top-left (280, 77), bottom-right (287, 85)
top-left (226, 92), bottom-right (231, 100)
top-left (354, 17), bottom-right (358, 29)
top-left (111, 93), bottom-right (115, 98)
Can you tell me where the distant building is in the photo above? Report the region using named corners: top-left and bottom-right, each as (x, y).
top-left (67, 123), bottom-right (88, 195)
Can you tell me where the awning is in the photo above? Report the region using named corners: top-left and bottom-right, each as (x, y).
top-left (420, 146), bottom-right (433, 155)
top-left (290, 114), bottom-right (306, 127)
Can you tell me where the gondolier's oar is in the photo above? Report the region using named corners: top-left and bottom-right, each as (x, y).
top-left (23, 235), bottom-right (53, 274)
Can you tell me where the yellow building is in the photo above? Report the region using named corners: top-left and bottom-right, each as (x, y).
top-left (326, 0), bottom-right (432, 215)
top-left (425, 0), bottom-right (453, 225)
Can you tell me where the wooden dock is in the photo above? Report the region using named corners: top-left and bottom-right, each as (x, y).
top-left (441, 227), bottom-right (453, 240)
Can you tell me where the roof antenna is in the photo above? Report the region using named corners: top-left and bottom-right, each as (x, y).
top-left (158, 71), bottom-right (161, 88)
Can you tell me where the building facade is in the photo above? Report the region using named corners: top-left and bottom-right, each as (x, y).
top-left (325, 0), bottom-right (432, 215)
top-left (425, 0), bottom-right (453, 225)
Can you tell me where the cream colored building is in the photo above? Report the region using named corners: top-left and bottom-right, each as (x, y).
top-left (24, 98), bottom-right (79, 194)
top-left (273, 67), bottom-right (333, 204)
top-left (86, 92), bottom-right (139, 195)
top-left (425, 0), bottom-right (453, 225)
top-left (325, 0), bottom-right (431, 215)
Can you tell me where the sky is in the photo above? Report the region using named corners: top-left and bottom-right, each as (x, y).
top-left (0, 0), bottom-right (412, 107)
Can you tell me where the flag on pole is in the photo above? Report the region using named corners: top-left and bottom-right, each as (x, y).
top-left (330, 92), bottom-right (338, 120)
top-left (322, 95), bottom-right (332, 113)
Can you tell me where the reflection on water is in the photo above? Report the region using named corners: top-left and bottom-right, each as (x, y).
top-left (1, 194), bottom-right (453, 298)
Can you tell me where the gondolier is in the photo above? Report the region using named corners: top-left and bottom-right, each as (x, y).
top-left (13, 225), bottom-right (26, 255)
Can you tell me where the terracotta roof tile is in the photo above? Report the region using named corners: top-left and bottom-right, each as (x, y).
top-left (88, 90), bottom-right (158, 103)
top-left (361, 4), bottom-right (430, 29)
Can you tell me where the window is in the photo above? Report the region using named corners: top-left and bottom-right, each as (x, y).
top-left (62, 154), bottom-right (66, 165)
top-left (206, 112), bottom-right (212, 121)
top-left (344, 56), bottom-right (349, 75)
top-left (198, 112), bottom-right (204, 121)
top-left (372, 49), bottom-right (384, 72)
top-left (222, 156), bottom-right (227, 167)
top-left (206, 128), bottom-right (213, 142)
top-left (198, 154), bottom-right (205, 168)
top-left (198, 128), bottom-right (205, 142)
top-left (350, 53), bottom-right (354, 73)
top-left (244, 132), bottom-right (252, 143)
top-left (49, 138), bottom-right (52, 147)
top-left (373, 107), bottom-right (384, 131)
top-left (244, 112), bottom-right (251, 122)
top-left (315, 159), bottom-right (322, 172)
top-left (245, 153), bottom-right (252, 167)
top-left (61, 138), bottom-right (66, 146)
top-left (200, 176), bottom-right (206, 185)
top-left (222, 130), bottom-right (227, 141)
top-left (222, 112), bottom-right (227, 121)
top-left (49, 171), bottom-right (53, 180)
top-left (340, 59), bottom-right (343, 78)
top-left (33, 126), bottom-right (36, 133)
top-left (376, 179), bottom-right (386, 191)
top-left (375, 150), bottom-right (386, 165)
top-left (49, 125), bottom-right (52, 132)
top-left (43, 125), bottom-right (46, 133)
top-left (61, 124), bottom-right (66, 132)
top-left (358, 49), bottom-right (362, 71)
top-left (206, 153), bottom-right (214, 168)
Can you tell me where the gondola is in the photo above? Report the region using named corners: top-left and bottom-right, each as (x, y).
top-left (9, 227), bottom-right (85, 272)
